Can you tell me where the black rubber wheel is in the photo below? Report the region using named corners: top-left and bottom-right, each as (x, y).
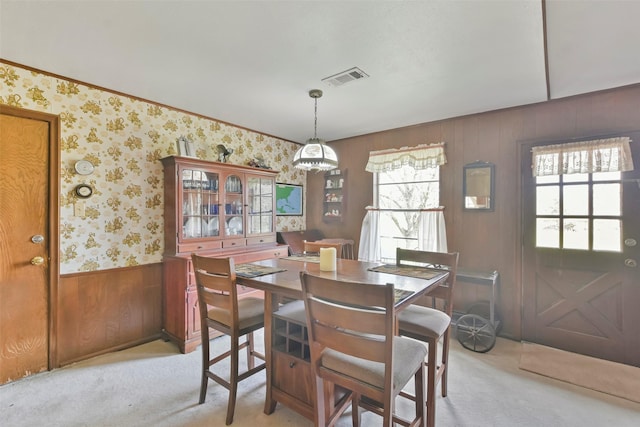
top-left (456, 313), bottom-right (496, 353)
top-left (466, 300), bottom-right (502, 334)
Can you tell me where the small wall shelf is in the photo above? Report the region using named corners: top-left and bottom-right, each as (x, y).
top-left (323, 169), bottom-right (346, 222)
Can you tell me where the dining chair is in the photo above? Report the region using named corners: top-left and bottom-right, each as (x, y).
top-left (300, 271), bottom-right (427, 427)
top-left (395, 248), bottom-right (459, 427)
top-left (191, 254), bottom-right (266, 425)
top-left (317, 238), bottom-right (356, 260)
top-left (303, 240), bottom-right (344, 258)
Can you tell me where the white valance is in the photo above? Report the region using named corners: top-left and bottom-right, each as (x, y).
top-left (532, 137), bottom-right (634, 177)
top-left (365, 142), bottom-right (447, 173)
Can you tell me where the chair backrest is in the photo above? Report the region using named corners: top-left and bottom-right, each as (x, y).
top-left (300, 271), bottom-right (395, 401)
top-left (396, 248), bottom-right (459, 316)
top-left (191, 254), bottom-right (239, 333)
top-left (303, 240), bottom-right (344, 258)
top-left (317, 238), bottom-right (356, 259)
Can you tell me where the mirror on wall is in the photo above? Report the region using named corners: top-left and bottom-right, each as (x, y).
top-left (463, 161), bottom-right (495, 211)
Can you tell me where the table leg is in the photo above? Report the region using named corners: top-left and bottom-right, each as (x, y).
top-left (263, 290), bottom-right (278, 415)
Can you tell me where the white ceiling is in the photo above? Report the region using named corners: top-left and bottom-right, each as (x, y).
top-left (2, 1), bottom-right (640, 144)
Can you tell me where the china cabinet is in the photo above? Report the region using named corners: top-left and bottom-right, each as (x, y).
top-left (161, 156), bottom-right (288, 353)
top-left (323, 168), bottom-right (347, 222)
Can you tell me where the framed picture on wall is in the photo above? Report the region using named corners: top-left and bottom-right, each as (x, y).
top-left (275, 183), bottom-right (303, 216)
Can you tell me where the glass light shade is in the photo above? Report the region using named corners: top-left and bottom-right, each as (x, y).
top-left (293, 138), bottom-right (338, 171)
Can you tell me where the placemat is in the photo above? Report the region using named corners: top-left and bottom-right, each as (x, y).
top-left (285, 254), bottom-right (321, 263)
top-left (394, 289), bottom-right (413, 304)
top-left (369, 264), bottom-right (443, 280)
top-left (235, 263), bottom-right (287, 278)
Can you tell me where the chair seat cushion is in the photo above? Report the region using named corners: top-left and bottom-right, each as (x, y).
top-left (321, 336), bottom-right (427, 392)
top-left (398, 305), bottom-right (451, 339)
top-left (207, 297), bottom-right (264, 330)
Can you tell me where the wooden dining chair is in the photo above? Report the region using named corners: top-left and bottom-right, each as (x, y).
top-left (191, 254), bottom-right (266, 425)
top-left (300, 271), bottom-right (427, 427)
top-left (395, 248), bottom-right (459, 427)
top-left (317, 238), bottom-right (356, 259)
top-left (303, 240), bottom-right (344, 258)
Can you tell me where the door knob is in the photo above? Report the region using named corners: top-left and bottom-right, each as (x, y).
top-left (31, 256), bottom-right (45, 265)
top-left (625, 259), bottom-right (637, 268)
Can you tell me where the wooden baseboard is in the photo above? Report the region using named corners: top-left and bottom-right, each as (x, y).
top-left (519, 342), bottom-right (640, 403)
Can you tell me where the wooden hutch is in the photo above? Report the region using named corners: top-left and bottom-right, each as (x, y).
top-left (161, 156), bottom-right (288, 353)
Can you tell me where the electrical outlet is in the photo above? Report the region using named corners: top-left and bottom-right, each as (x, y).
top-left (75, 201), bottom-right (85, 217)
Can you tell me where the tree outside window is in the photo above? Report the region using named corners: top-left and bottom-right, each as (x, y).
top-left (376, 164), bottom-right (439, 262)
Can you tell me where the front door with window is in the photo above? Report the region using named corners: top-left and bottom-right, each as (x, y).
top-left (521, 133), bottom-right (640, 367)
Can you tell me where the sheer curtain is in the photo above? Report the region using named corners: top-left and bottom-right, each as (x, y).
top-left (418, 210), bottom-right (447, 252)
top-left (357, 208), bottom-right (380, 262)
top-left (532, 136), bottom-right (634, 176)
top-left (358, 209), bottom-right (447, 262)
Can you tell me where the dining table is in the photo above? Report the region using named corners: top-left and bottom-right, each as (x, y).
top-left (234, 255), bottom-right (450, 420)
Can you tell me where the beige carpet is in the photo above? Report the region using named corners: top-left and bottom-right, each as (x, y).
top-left (2, 336), bottom-right (640, 426)
top-left (519, 342), bottom-right (640, 404)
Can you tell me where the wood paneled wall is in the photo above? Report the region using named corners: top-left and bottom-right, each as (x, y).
top-left (56, 263), bottom-right (162, 366)
top-left (306, 84), bottom-right (640, 339)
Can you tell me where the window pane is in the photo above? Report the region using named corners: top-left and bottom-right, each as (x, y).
top-left (536, 186), bottom-right (559, 215)
top-left (593, 183), bottom-right (621, 216)
top-left (563, 218), bottom-right (588, 250)
top-left (593, 171), bottom-right (620, 181)
top-left (378, 165), bottom-right (437, 183)
top-left (536, 175), bottom-right (559, 184)
top-left (536, 218), bottom-right (559, 248)
top-left (563, 185), bottom-right (588, 215)
top-left (593, 219), bottom-right (621, 252)
top-left (563, 173), bottom-right (588, 183)
top-left (375, 164), bottom-right (440, 262)
top-left (379, 182), bottom-right (438, 209)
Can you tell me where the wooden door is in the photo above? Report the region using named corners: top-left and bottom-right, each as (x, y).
top-left (522, 132), bottom-right (640, 367)
top-left (0, 106), bottom-right (58, 384)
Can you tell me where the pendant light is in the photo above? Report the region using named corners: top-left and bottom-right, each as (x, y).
top-left (293, 89), bottom-right (338, 171)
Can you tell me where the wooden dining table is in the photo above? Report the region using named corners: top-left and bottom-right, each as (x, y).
top-left (235, 255), bottom-right (450, 420)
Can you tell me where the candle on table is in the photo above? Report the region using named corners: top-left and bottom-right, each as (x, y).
top-left (319, 247), bottom-right (337, 271)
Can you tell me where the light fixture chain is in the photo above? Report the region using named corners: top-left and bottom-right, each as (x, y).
top-left (314, 97), bottom-right (318, 139)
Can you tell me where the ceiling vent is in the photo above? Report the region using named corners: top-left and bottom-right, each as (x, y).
top-left (322, 67), bottom-right (369, 87)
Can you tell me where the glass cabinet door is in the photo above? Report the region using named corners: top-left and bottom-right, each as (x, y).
top-left (181, 168), bottom-right (219, 240)
top-left (247, 176), bottom-right (274, 235)
top-left (224, 174), bottom-right (243, 237)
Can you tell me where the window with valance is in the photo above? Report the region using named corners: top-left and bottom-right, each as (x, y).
top-left (361, 142), bottom-right (448, 262)
top-left (531, 136), bottom-right (634, 253)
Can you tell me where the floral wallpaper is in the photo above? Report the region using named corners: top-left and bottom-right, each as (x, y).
top-left (0, 62), bottom-right (307, 274)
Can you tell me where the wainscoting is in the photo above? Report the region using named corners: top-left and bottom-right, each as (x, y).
top-left (56, 263), bottom-right (162, 366)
